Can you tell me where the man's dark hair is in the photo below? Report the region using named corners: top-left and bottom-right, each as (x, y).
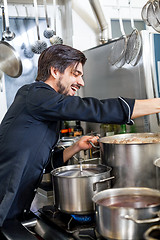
top-left (36, 44), bottom-right (87, 82)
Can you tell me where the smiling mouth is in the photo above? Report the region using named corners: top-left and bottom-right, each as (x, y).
top-left (71, 84), bottom-right (80, 92)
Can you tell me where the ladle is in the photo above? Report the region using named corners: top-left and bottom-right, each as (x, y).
top-left (3, 0), bottom-right (15, 41)
top-left (23, 6), bottom-right (34, 58)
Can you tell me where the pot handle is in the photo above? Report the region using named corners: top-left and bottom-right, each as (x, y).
top-left (122, 214), bottom-right (160, 224)
top-left (93, 176), bottom-right (115, 191)
top-left (144, 225), bottom-right (160, 240)
top-left (88, 140), bottom-right (100, 149)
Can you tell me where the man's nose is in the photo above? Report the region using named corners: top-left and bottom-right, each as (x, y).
top-left (78, 76), bottom-right (84, 87)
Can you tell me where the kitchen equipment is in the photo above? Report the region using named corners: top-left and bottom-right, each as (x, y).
top-left (147, 0), bottom-right (160, 32)
top-left (23, 6), bottom-right (34, 59)
top-left (51, 164), bottom-right (114, 214)
top-left (99, 132), bottom-right (160, 188)
top-left (49, 0), bottom-right (63, 45)
top-left (31, 0), bottom-right (47, 54)
top-left (43, 0), bottom-right (54, 39)
top-left (141, 0), bottom-right (152, 26)
top-left (125, 0), bottom-right (142, 66)
top-left (155, 0), bottom-right (160, 22)
top-left (92, 187), bottom-right (160, 240)
top-left (154, 158), bottom-right (160, 190)
top-left (3, 0), bottom-right (15, 41)
top-left (109, 1), bottom-right (127, 68)
top-left (144, 225), bottom-right (160, 240)
top-left (0, 7), bottom-right (22, 78)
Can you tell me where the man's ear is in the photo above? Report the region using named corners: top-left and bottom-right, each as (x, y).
top-left (50, 67), bottom-right (59, 79)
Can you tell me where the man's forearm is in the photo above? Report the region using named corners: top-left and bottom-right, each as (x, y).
top-left (63, 143), bottom-right (81, 163)
top-left (131, 98), bottom-right (160, 119)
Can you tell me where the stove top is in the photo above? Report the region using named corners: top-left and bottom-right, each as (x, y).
top-left (38, 205), bottom-right (106, 240)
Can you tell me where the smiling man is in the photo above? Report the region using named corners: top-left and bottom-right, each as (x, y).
top-left (0, 44), bottom-right (160, 227)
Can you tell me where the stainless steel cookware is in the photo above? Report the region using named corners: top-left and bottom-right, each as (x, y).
top-left (51, 164), bottom-right (114, 214)
top-left (99, 133), bottom-right (160, 188)
top-left (92, 187), bottom-right (160, 240)
top-left (0, 6), bottom-right (22, 78)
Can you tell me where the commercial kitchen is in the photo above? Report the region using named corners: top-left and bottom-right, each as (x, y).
top-left (0, 0), bottom-right (160, 239)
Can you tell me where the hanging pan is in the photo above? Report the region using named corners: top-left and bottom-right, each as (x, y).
top-left (0, 6), bottom-right (22, 78)
top-left (125, 0), bottom-right (142, 66)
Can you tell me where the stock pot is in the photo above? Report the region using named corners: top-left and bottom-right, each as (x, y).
top-left (99, 133), bottom-right (160, 188)
top-left (51, 164), bottom-right (114, 214)
top-left (92, 187), bottom-right (160, 240)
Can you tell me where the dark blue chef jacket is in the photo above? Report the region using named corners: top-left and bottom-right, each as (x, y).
top-left (0, 81), bottom-right (135, 226)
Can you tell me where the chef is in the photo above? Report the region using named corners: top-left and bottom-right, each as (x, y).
top-left (0, 44), bottom-right (160, 227)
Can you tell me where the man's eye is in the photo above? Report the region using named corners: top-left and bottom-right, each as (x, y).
top-left (73, 73), bottom-right (78, 77)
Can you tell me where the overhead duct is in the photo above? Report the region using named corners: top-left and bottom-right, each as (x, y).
top-left (89, 0), bottom-right (110, 44)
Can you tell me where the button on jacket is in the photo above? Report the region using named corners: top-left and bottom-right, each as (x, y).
top-left (0, 81), bottom-right (135, 226)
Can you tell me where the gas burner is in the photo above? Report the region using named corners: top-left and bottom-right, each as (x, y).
top-left (71, 214), bottom-right (95, 223)
top-left (37, 206), bottom-right (110, 240)
top-left (39, 205), bottom-right (96, 233)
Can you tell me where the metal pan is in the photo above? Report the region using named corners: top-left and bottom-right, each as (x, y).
top-left (0, 7), bottom-right (22, 78)
top-left (0, 41), bottom-right (22, 78)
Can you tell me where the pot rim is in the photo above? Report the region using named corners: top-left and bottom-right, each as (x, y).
top-left (99, 132), bottom-right (160, 145)
top-left (51, 163), bottom-right (112, 178)
top-left (92, 187), bottom-right (160, 210)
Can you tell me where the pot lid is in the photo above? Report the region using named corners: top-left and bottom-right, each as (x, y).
top-left (52, 164), bottom-right (110, 178)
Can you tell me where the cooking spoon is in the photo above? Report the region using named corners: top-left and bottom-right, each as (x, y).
top-left (3, 0), bottom-right (15, 41)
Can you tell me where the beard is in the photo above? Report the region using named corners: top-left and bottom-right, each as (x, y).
top-left (57, 76), bottom-right (69, 96)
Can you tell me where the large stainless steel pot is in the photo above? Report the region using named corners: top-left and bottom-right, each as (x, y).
top-left (92, 187), bottom-right (160, 240)
top-left (99, 133), bottom-right (160, 188)
top-left (51, 164), bottom-right (114, 214)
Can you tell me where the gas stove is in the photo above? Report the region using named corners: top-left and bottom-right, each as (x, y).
top-left (0, 205), bottom-right (106, 240)
top-left (37, 205), bottom-right (101, 240)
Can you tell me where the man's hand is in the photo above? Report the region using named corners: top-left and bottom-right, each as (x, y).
top-left (75, 135), bottom-right (99, 151)
top-left (63, 135), bottom-right (99, 163)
